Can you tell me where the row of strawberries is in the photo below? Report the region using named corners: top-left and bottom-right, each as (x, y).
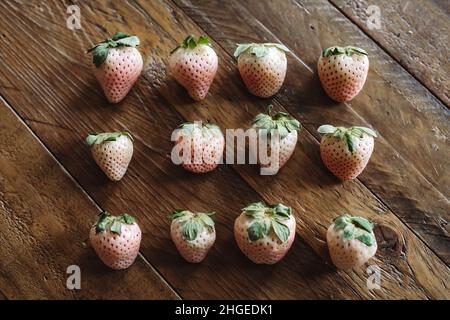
top-left (87, 32), bottom-right (377, 271)
top-left (91, 207), bottom-right (376, 271)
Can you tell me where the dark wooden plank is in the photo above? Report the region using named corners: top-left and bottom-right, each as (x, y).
top-left (242, 0), bottom-right (450, 197)
top-left (331, 0), bottom-right (450, 106)
top-left (0, 0), bottom-right (448, 299)
top-left (0, 97), bottom-right (178, 299)
top-left (134, 0), bottom-right (449, 298)
top-left (173, 0), bottom-right (450, 265)
top-left (156, 0), bottom-right (449, 298)
top-left (0, 0), bottom-right (372, 300)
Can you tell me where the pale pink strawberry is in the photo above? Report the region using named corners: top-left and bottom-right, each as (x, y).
top-left (234, 202), bottom-right (296, 264)
top-left (318, 125), bottom-right (377, 180)
top-left (90, 211), bottom-right (142, 270)
top-left (234, 43), bottom-right (290, 98)
top-left (327, 214), bottom-right (377, 270)
top-left (173, 122), bottom-right (224, 173)
top-left (169, 35), bottom-right (218, 101)
top-left (317, 46), bottom-right (369, 102)
top-left (252, 105), bottom-right (301, 173)
top-left (170, 210), bottom-right (216, 263)
top-left (86, 132), bottom-right (133, 181)
top-left (87, 32), bottom-right (143, 103)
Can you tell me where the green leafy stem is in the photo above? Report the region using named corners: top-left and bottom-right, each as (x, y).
top-left (234, 43), bottom-right (290, 58)
top-left (178, 121), bottom-right (223, 139)
top-left (94, 211), bottom-right (136, 235)
top-left (85, 131), bottom-right (133, 147)
top-left (317, 124), bottom-right (377, 153)
top-left (87, 32), bottom-right (140, 68)
top-left (332, 214), bottom-right (375, 246)
top-left (170, 35), bottom-right (211, 54)
top-left (253, 105), bottom-right (301, 140)
top-left (243, 202), bottom-right (292, 243)
top-left (169, 210), bottom-right (215, 241)
top-left (322, 46), bottom-right (368, 58)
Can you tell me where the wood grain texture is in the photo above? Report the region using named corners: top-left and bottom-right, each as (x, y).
top-left (331, 0), bottom-right (450, 107)
top-left (173, 0), bottom-right (450, 265)
top-left (163, 0), bottom-right (450, 298)
top-left (0, 0), bottom-right (448, 299)
top-left (0, 0), bottom-right (370, 300)
top-left (0, 97), bottom-right (178, 299)
top-left (243, 0), bottom-right (450, 198)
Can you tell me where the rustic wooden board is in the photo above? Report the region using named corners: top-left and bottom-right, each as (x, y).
top-left (156, 0), bottom-right (449, 298)
top-left (0, 0), bottom-right (374, 300)
top-left (240, 0), bottom-right (450, 198)
top-left (172, 0), bottom-right (450, 265)
top-left (331, 0), bottom-right (450, 107)
top-left (0, 0), bottom-right (448, 299)
top-left (0, 97), bottom-right (178, 299)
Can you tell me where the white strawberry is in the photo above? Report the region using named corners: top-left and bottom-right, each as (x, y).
top-left (327, 214), bottom-right (377, 270)
top-left (234, 202), bottom-right (296, 264)
top-left (169, 35), bottom-right (218, 101)
top-left (234, 43), bottom-right (290, 98)
top-left (252, 105), bottom-right (301, 173)
top-left (317, 46), bottom-right (369, 102)
top-left (90, 211), bottom-right (142, 270)
top-left (170, 210), bottom-right (216, 263)
top-left (172, 122), bottom-right (224, 174)
top-left (86, 132), bottom-right (133, 181)
top-left (318, 125), bottom-right (377, 180)
top-left (87, 32), bottom-right (143, 103)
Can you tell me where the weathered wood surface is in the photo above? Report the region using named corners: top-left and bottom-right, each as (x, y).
top-left (0, 0), bottom-right (448, 299)
top-left (173, 0), bottom-right (450, 265)
top-left (331, 0), bottom-right (450, 107)
top-left (0, 97), bottom-right (178, 299)
top-left (0, 0), bottom-right (373, 300)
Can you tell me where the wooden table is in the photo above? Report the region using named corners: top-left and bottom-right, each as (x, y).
top-left (0, 0), bottom-right (448, 300)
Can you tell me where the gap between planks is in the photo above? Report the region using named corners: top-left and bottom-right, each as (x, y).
top-left (0, 0), bottom-right (442, 300)
top-left (0, 93), bottom-right (182, 300)
top-left (169, 0), bottom-right (449, 267)
top-left (327, 0), bottom-right (449, 109)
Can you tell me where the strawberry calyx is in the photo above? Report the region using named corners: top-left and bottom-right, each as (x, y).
top-left (94, 211), bottom-right (136, 235)
top-left (242, 202), bottom-right (292, 243)
top-left (253, 105), bottom-right (301, 139)
top-left (170, 35), bottom-right (211, 54)
top-left (332, 214), bottom-right (375, 246)
top-left (87, 32), bottom-right (140, 68)
top-left (317, 125), bottom-right (377, 153)
top-left (234, 43), bottom-right (290, 58)
top-left (322, 46), bottom-right (368, 58)
top-left (169, 209), bottom-right (215, 241)
top-left (178, 121), bottom-right (223, 139)
top-left (85, 132), bottom-right (133, 147)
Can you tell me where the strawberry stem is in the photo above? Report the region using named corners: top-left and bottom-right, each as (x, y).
top-left (94, 211), bottom-right (136, 235)
top-left (170, 209), bottom-right (215, 241)
top-left (243, 202), bottom-right (292, 243)
top-left (87, 32), bottom-right (140, 67)
top-left (234, 43), bottom-right (290, 58)
top-left (253, 107), bottom-right (301, 139)
top-left (85, 132), bottom-right (133, 147)
top-left (322, 46), bottom-right (368, 58)
top-left (171, 35), bottom-right (211, 54)
top-left (317, 125), bottom-right (377, 153)
top-left (332, 214), bottom-right (375, 246)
